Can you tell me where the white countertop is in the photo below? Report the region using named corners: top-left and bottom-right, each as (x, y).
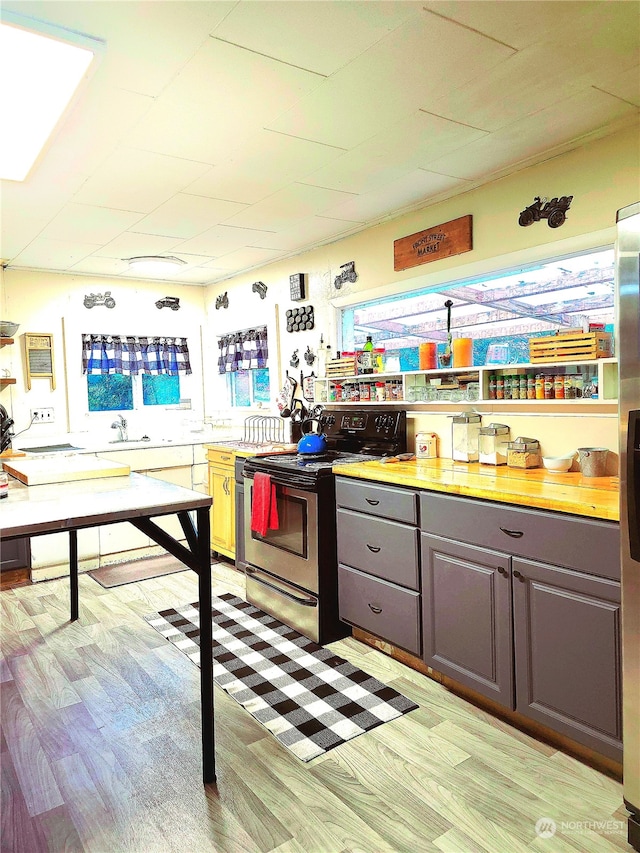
top-left (13, 429), bottom-right (238, 458)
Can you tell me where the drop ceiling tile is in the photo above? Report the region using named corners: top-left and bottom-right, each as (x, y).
top-left (183, 131), bottom-right (346, 205)
top-left (11, 238), bottom-right (102, 270)
top-left (426, 89), bottom-right (640, 180)
top-left (176, 225), bottom-right (277, 257)
top-left (594, 65), bottom-right (640, 108)
top-left (323, 170), bottom-right (468, 223)
top-left (304, 112), bottom-right (487, 193)
top-left (202, 246), bottom-right (284, 271)
top-left (131, 194), bottom-right (246, 239)
top-left (68, 256), bottom-right (131, 276)
top-left (250, 216), bottom-right (359, 252)
top-left (126, 37), bottom-right (323, 162)
top-left (212, 1), bottom-right (423, 75)
top-left (422, 1), bottom-right (593, 50)
top-left (94, 233), bottom-right (182, 260)
top-left (170, 266), bottom-right (216, 285)
top-left (72, 148), bottom-right (212, 213)
top-left (225, 184), bottom-right (357, 231)
top-left (268, 12), bottom-right (514, 148)
top-left (40, 204), bottom-right (143, 243)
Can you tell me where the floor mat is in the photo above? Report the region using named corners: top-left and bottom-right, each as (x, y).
top-left (145, 593), bottom-right (418, 762)
top-left (88, 555), bottom-right (189, 588)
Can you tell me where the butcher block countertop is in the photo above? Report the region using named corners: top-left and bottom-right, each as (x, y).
top-left (332, 457), bottom-right (619, 522)
top-left (2, 455), bottom-right (130, 486)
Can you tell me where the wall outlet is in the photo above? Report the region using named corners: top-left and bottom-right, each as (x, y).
top-left (31, 408), bottom-right (55, 423)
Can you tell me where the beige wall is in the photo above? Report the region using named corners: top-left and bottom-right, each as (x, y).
top-left (2, 125), bottom-right (638, 454)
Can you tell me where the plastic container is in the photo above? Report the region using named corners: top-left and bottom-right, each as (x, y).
top-left (419, 342), bottom-right (437, 370)
top-left (416, 432), bottom-right (438, 459)
top-left (451, 412), bottom-right (482, 463)
top-left (452, 337), bottom-right (473, 368)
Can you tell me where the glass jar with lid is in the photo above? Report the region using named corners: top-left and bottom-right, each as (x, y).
top-left (451, 412), bottom-right (482, 463)
top-left (479, 423), bottom-right (510, 465)
top-left (506, 436), bottom-right (541, 469)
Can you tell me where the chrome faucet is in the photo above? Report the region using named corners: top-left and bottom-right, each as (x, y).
top-left (110, 413), bottom-right (128, 442)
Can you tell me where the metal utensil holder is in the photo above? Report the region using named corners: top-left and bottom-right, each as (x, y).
top-left (243, 416), bottom-right (285, 445)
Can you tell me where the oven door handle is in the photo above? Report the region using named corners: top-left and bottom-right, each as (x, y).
top-left (246, 567), bottom-right (317, 607)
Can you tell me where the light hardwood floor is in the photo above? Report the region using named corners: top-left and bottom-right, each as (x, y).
top-left (0, 562), bottom-right (631, 853)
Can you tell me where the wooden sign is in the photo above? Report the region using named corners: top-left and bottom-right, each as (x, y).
top-left (394, 214), bottom-right (473, 272)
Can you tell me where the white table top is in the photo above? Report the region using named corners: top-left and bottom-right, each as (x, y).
top-left (0, 472), bottom-right (211, 539)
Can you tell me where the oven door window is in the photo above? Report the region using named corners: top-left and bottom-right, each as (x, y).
top-left (250, 485), bottom-right (308, 558)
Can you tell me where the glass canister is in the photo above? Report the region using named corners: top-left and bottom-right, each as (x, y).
top-left (506, 437), bottom-right (541, 469)
top-left (451, 412), bottom-right (482, 462)
top-left (479, 423), bottom-right (510, 466)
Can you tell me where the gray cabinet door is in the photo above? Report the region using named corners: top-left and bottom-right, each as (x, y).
top-left (512, 557), bottom-right (622, 761)
top-left (0, 537), bottom-right (30, 571)
top-left (421, 533), bottom-right (514, 709)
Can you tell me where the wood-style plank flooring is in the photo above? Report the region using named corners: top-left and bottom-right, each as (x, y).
top-left (0, 561), bottom-right (631, 853)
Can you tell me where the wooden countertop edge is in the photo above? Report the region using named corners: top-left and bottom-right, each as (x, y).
top-left (332, 460), bottom-right (620, 522)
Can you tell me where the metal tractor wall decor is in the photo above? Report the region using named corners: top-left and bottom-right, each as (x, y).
top-left (518, 195), bottom-right (573, 229)
top-left (252, 281), bottom-right (268, 299)
top-left (84, 291), bottom-right (115, 309)
top-left (334, 261), bottom-right (358, 289)
top-left (215, 292), bottom-right (229, 310)
top-left (155, 296), bottom-right (180, 310)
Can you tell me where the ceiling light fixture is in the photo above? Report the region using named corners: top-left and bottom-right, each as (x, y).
top-left (126, 256), bottom-right (187, 276)
top-left (0, 12), bottom-right (102, 182)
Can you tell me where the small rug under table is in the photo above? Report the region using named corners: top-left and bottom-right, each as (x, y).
top-left (145, 593), bottom-right (418, 762)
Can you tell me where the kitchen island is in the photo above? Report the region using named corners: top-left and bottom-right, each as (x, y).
top-left (332, 457), bottom-right (621, 769)
top-left (0, 472), bottom-right (215, 784)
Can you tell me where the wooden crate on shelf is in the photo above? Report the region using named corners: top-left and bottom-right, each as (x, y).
top-left (326, 356), bottom-right (357, 377)
top-left (529, 331), bottom-right (612, 363)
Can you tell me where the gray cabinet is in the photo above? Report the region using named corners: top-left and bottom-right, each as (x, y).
top-left (421, 534), bottom-right (513, 708)
top-left (512, 557), bottom-right (621, 760)
top-left (336, 476), bottom-right (421, 655)
top-left (0, 536), bottom-right (30, 571)
top-left (420, 492), bottom-right (621, 762)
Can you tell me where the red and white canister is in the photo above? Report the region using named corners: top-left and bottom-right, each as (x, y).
top-left (416, 432), bottom-right (438, 459)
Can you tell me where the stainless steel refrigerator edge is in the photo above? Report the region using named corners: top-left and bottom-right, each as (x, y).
top-left (617, 201), bottom-right (640, 852)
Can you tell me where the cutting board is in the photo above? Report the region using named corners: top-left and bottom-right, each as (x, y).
top-left (2, 456), bottom-right (131, 486)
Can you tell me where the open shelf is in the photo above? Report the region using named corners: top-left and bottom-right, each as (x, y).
top-left (312, 358), bottom-right (618, 407)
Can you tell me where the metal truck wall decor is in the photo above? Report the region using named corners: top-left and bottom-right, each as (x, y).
top-left (215, 292), bottom-right (229, 310)
top-left (518, 195), bottom-right (573, 229)
top-left (334, 261), bottom-right (358, 289)
top-left (155, 296), bottom-right (180, 310)
top-left (84, 291), bottom-right (115, 309)
top-left (252, 281), bottom-right (268, 299)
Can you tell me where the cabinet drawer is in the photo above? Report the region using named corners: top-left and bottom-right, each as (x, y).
top-left (207, 447), bottom-right (235, 467)
top-left (338, 565), bottom-right (421, 655)
top-left (337, 509), bottom-right (419, 589)
top-left (336, 477), bottom-right (417, 523)
top-left (420, 492), bottom-right (619, 579)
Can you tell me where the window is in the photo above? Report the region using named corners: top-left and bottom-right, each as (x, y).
top-left (229, 369), bottom-right (271, 407)
top-left (341, 247), bottom-right (615, 366)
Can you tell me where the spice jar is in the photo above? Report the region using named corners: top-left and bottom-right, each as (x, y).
top-left (535, 374), bottom-right (545, 399)
top-left (544, 375), bottom-right (554, 399)
top-left (489, 375), bottom-right (497, 399)
top-left (375, 381), bottom-right (386, 402)
top-left (496, 376), bottom-right (504, 399)
top-left (527, 374), bottom-right (536, 399)
top-left (554, 374), bottom-right (565, 399)
top-left (507, 437), bottom-right (541, 469)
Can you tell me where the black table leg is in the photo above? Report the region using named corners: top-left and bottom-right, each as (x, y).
top-left (70, 530), bottom-right (79, 621)
top-left (196, 506), bottom-right (215, 783)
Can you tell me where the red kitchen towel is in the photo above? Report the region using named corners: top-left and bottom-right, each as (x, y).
top-left (250, 472), bottom-right (279, 537)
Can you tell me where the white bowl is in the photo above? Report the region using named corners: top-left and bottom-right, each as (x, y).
top-left (542, 454), bottom-right (575, 473)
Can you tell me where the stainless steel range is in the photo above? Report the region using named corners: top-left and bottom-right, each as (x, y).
top-left (242, 408), bottom-right (407, 643)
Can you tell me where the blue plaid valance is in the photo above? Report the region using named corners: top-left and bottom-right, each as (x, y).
top-left (218, 326), bottom-right (268, 374)
top-left (82, 334), bottom-right (192, 376)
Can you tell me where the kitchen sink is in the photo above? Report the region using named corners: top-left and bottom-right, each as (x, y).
top-left (20, 443), bottom-right (83, 453)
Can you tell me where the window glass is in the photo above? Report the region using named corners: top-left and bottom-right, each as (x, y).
top-left (87, 374), bottom-right (133, 412)
top-left (341, 247), bottom-right (614, 365)
top-left (229, 369), bottom-right (270, 407)
top-left (142, 374), bottom-right (180, 405)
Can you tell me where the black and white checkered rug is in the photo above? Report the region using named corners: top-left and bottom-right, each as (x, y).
top-left (145, 593), bottom-right (418, 762)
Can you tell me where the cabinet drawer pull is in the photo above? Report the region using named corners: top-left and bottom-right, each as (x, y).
top-left (220, 454), bottom-right (231, 461)
top-left (365, 498), bottom-right (380, 506)
top-left (366, 544), bottom-right (381, 553)
top-left (513, 570), bottom-right (525, 580)
top-left (500, 526), bottom-right (524, 538)
top-left (497, 566), bottom-right (508, 576)
top-left (368, 603), bottom-right (382, 614)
